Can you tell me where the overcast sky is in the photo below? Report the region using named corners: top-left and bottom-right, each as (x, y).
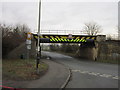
top-left (0, 0), bottom-right (119, 35)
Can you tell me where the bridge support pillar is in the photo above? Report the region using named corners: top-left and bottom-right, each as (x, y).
top-left (78, 35), bottom-right (106, 61)
top-left (78, 43), bottom-right (98, 61)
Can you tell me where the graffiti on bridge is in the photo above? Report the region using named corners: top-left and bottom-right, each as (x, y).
top-left (33, 34), bottom-right (97, 43)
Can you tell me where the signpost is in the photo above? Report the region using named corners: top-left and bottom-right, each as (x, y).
top-left (68, 34), bottom-right (73, 39)
top-left (26, 32), bottom-right (32, 59)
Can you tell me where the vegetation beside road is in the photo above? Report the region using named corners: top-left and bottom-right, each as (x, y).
top-left (3, 59), bottom-right (48, 81)
top-left (1, 24), bottom-right (29, 59)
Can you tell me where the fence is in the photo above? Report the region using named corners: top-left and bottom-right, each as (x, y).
top-left (34, 30), bottom-right (119, 40)
top-left (34, 30), bottom-right (87, 35)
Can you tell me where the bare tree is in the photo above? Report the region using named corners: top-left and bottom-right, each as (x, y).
top-left (1, 23), bottom-right (30, 58)
top-left (83, 22), bottom-right (102, 35)
top-left (106, 34), bottom-right (113, 40)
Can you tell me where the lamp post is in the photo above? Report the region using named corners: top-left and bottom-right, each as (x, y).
top-left (36, 0), bottom-right (41, 74)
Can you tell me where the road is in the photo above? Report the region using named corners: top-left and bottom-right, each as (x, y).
top-left (42, 51), bottom-right (118, 88)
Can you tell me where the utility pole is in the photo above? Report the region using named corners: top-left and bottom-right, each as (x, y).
top-left (36, 0), bottom-right (41, 74)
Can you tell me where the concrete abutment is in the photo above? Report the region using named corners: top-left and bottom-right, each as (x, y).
top-left (78, 35), bottom-right (106, 61)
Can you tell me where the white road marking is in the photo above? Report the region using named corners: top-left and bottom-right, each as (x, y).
top-left (112, 76), bottom-right (119, 80)
top-left (72, 69), bottom-right (118, 80)
top-left (88, 72), bottom-right (100, 76)
top-left (99, 74), bottom-right (112, 78)
top-left (72, 70), bottom-right (81, 72)
top-left (80, 71), bottom-right (89, 74)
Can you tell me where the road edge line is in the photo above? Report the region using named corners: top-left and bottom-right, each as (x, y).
top-left (60, 68), bottom-right (71, 89)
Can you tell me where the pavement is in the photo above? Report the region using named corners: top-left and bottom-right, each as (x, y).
top-left (2, 59), bottom-right (70, 89)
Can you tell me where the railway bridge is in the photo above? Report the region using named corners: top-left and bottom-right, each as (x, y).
top-left (32, 31), bottom-right (106, 60)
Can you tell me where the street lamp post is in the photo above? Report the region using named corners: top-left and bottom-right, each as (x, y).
top-left (36, 0), bottom-right (41, 74)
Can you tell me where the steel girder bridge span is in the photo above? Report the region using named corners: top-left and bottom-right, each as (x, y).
top-left (32, 34), bottom-right (106, 61)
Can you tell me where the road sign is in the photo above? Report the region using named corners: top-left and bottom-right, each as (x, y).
top-left (27, 44), bottom-right (31, 49)
top-left (27, 32), bottom-right (32, 40)
top-left (26, 40), bottom-right (31, 44)
top-left (68, 34), bottom-right (73, 39)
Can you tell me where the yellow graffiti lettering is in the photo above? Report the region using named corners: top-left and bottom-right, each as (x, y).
top-left (82, 39), bottom-right (86, 42)
top-left (64, 39), bottom-right (67, 41)
top-left (76, 37), bottom-right (80, 39)
top-left (73, 39), bottom-right (77, 42)
top-left (52, 38), bottom-right (55, 41)
top-left (50, 39), bottom-right (53, 41)
top-left (60, 36), bottom-right (67, 39)
top-left (60, 38), bottom-right (63, 41)
top-left (81, 37), bottom-right (85, 40)
top-left (45, 36), bottom-right (49, 38)
top-left (86, 37), bottom-right (90, 39)
top-left (55, 38), bottom-right (58, 41)
top-left (55, 36), bottom-right (60, 38)
top-left (50, 36), bottom-right (54, 39)
top-left (76, 39), bottom-right (79, 42)
top-left (91, 37), bottom-right (95, 40)
top-left (40, 36), bottom-right (44, 38)
top-left (58, 38), bottom-right (61, 41)
top-left (35, 36), bottom-right (38, 39)
top-left (71, 39), bottom-right (74, 42)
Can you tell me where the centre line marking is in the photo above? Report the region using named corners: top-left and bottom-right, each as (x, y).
top-left (72, 69), bottom-right (118, 80)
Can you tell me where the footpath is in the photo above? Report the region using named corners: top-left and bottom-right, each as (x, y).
top-left (2, 59), bottom-right (70, 89)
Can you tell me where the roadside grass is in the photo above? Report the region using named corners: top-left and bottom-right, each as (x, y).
top-left (2, 59), bottom-right (48, 81)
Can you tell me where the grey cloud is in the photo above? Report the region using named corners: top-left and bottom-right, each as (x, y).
top-left (1, 1), bottom-right (118, 34)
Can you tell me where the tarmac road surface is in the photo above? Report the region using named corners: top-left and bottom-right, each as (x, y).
top-left (42, 51), bottom-right (119, 88)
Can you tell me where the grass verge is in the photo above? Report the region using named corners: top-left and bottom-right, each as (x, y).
top-left (2, 59), bottom-right (48, 81)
